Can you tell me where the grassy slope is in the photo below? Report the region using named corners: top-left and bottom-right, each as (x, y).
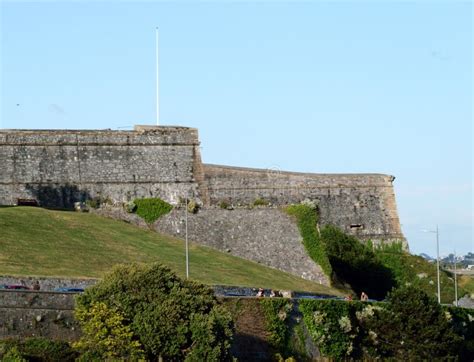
top-left (0, 207), bottom-right (341, 295)
top-left (376, 249), bottom-right (474, 303)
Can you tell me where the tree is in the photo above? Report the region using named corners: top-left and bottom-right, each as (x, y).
top-left (75, 263), bottom-right (234, 361)
top-left (363, 286), bottom-right (462, 359)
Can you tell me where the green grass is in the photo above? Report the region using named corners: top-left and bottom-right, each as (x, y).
top-left (0, 207), bottom-right (342, 295)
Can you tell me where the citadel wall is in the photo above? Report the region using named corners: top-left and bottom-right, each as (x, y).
top-left (203, 164), bottom-right (405, 245)
top-left (0, 126), bottom-right (203, 207)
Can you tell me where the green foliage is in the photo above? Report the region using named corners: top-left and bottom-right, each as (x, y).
top-left (76, 263), bottom-right (234, 361)
top-left (187, 199), bottom-right (199, 214)
top-left (299, 299), bottom-right (366, 359)
top-left (73, 301), bottom-right (144, 360)
top-left (374, 248), bottom-right (466, 303)
top-left (219, 200), bottom-right (230, 209)
top-left (185, 305), bottom-right (234, 361)
top-left (1, 346), bottom-right (26, 362)
top-left (285, 204), bottom-right (332, 277)
top-left (321, 225), bottom-right (395, 299)
top-left (447, 306), bottom-right (474, 359)
top-left (260, 299), bottom-right (293, 352)
top-left (253, 198), bottom-right (269, 207)
top-left (362, 286), bottom-right (463, 359)
top-left (0, 338), bottom-right (77, 362)
top-left (133, 197), bottom-right (173, 224)
top-left (124, 201), bottom-right (137, 213)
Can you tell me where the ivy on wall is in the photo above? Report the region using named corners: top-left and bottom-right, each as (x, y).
top-left (284, 204), bottom-right (332, 277)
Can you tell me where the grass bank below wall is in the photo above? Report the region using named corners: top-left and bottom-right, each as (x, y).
top-left (0, 207), bottom-right (341, 295)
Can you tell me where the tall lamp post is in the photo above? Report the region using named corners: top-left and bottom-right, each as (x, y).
top-left (454, 250), bottom-right (458, 307)
top-left (423, 226), bottom-right (441, 303)
top-left (185, 194), bottom-right (189, 279)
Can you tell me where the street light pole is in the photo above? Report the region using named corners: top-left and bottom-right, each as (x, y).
top-left (185, 194), bottom-right (189, 279)
top-left (454, 250), bottom-right (458, 307)
top-left (435, 225), bottom-right (441, 304)
top-left (423, 226), bottom-right (441, 304)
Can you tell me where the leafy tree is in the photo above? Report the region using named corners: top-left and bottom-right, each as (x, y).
top-left (363, 286), bottom-right (462, 359)
top-left (75, 263), bottom-right (234, 361)
top-left (73, 301), bottom-right (144, 360)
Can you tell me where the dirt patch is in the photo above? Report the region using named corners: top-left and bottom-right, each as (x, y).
top-left (224, 298), bottom-right (273, 361)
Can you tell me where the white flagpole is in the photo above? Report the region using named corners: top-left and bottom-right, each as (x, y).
top-left (156, 27), bottom-right (160, 125)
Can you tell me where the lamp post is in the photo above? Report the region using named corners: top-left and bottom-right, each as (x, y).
top-left (454, 250), bottom-right (458, 307)
top-left (423, 226), bottom-right (441, 303)
top-left (185, 194), bottom-right (189, 279)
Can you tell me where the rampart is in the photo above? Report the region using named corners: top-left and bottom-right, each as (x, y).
top-left (203, 164), bottom-right (405, 244)
top-left (0, 125), bottom-right (407, 280)
top-left (0, 126), bottom-right (204, 207)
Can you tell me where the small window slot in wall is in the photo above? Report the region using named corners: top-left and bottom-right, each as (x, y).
top-left (350, 224), bottom-right (363, 229)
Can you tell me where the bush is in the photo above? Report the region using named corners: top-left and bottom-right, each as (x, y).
top-left (321, 225), bottom-right (395, 299)
top-left (0, 338), bottom-right (77, 362)
top-left (75, 263), bottom-right (234, 361)
top-left (253, 198), bottom-right (269, 207)
top-left (260, 299), bottom-right (293, 352)
top-left (285, 204), bottom-right (332, 277)
top-left (299, 299), bottom-right (366, 359)
top-left (73, 301), bottom-right (144, 360)
top-left (187, 199), bottom-right (199, 214)
top-left (219, 200), bottom-right (230, 209)
top-left (124, 201), bottom-right (137, 213)
top-left (363, 286), bottom-right (463, 359)
top-left (133, 198), bottom-right (173, 224)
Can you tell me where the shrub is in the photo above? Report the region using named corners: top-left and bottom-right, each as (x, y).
top-left (285, 204), bottom-right (332, 277)
top-left (187, 199), bottom-right (199, 214)
top-left (219, 200), bottom-right (230, 209)
top-left (0, 338), bottom-right (77, 362)
top-left (75, 263), bottom-right (234, 361)
top-left (299, 299), bottom-right (366, 359)
top-left (133, 197), bottom-right (173, 224)
top-left (321, 225), bottom-right (395, 299)
top-left (260, 299), bottom-right (293, 352)
top-left (124, 201), bottom-right (137, 213)
top-left (253, 198), bottom-right (269, 207)
top-left (363, 286), bottom-right (463, 359)
top-left (73, 301), bottom-right (144, 360)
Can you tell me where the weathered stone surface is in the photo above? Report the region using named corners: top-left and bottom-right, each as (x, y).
top-left (0, 127), bottom-right (202, 207)
top-left (155, 208), bottom-right (330, 285)
top-left (203, 164), bottom-right (406, 246)
top-left (0, 126), bottom-right (407, 282)
top-left (0, 291), bottom-right (79, 340)
top-left (0, 276), bottom-right (98, 291)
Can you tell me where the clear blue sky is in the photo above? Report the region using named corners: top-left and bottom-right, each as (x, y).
top-left (1, 1), bottom-right (472, 257)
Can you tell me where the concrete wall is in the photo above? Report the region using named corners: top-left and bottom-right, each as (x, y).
top-left (0, 126), bottom-right (203, 207)
top-left (203, 164), bottom-right (405, 245)
top-left (155, 208), bottom-right (330, 285)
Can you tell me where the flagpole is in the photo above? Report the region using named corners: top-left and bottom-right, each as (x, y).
top-left (156, 27), bottom-right (160, 126)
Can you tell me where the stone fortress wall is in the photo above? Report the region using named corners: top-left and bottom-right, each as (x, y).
top-left (0, 126), bottom-right (203, 207)
top-left (0, 125), bottom-right (406, 284)
top-left (203, 164), bottom-right (405, 244)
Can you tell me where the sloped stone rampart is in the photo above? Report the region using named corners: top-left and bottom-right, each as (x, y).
top-left (155, 208), bottom-right (330, 285)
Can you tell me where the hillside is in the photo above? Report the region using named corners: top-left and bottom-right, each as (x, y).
top-left (0, 206), bottom-right (341, 295)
